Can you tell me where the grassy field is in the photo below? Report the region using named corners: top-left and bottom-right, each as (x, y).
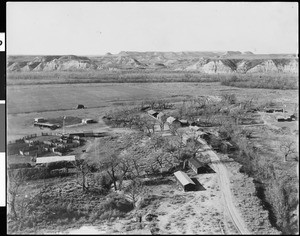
top-left (7, 82), bottom-right (298, 142)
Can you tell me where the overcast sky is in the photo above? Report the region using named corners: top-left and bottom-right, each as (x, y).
top-left (7, 2), bottom-right (298, 55)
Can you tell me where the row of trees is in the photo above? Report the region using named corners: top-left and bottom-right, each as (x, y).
top-left (221, 74), bottom-right (298, 90)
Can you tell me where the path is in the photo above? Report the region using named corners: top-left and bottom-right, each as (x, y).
top-left (198, 138), bottom-right (251, 234)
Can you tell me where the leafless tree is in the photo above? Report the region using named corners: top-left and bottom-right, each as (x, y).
top-left (7, 169), bottom-right (26, 219)
top-left (117, 154), bottom-right (132, 190)
top-left (73, 159), bottom-right (91, 192)
top-left (99, 153), bottom-right (120, 191)
top-left (280, 141), bottom-right (297, 162)
top-left (124, 179), bottom-right (147, 208)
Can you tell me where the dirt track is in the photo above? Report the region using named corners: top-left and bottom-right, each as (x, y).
top-left (198, 139), bottom-right (251, 234)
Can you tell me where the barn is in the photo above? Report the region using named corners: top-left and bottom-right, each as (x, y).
top-left (174, 171), bottom-right (196, 191)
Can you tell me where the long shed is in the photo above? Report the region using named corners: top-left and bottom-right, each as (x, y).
top-left (36, 155), bottom-right (76, 164)
top-left (188, 158), bottom-right (204, 174)
top-left (174, 171), bottom-right (196, 191)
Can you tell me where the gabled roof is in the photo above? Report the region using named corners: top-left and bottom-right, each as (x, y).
top-left (36, 155), bottom-right (76, 164)
top-left (157, 112), bottom-right (164, 117)
top-left (174, 171), bottom-right (195, 186)
top-left (166, 116), bottom-right (177, 124)
top-left (189, 158), bottom-right (203, 169)
top-left (147, 110), bottom-right (157, 115)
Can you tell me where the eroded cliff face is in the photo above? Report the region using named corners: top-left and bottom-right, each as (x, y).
top-left (7, 52), bottom-right (299, 74)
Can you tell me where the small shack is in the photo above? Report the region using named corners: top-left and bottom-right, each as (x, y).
top-left (188, 158), bottom-right (204, 174)
top-left (75, 104), bottom-right (85, 109)
top-left (34, 122), bottom-right (60, 130)
top-left (174, 171), bottom-right (196, 192)
top-left (179, 119), bottom-right (189, 127)
top-left (147, 110), bottom-right (158, 117)
top-left (156, 112), bottom-right (165, 120)
top-left (34, 117), bottom-right (46, 123)
top-left (82, 119), bottom-right (96, 124)
top-left (166, 116), bottom-right (177, 124)
top-left (19, 146), bottom-right (39, 156)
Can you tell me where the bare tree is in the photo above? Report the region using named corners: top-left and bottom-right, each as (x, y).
top-left (117, 154), bottom-right (132, 190)
top-left (7, 169), bottom-right (26, 219)
top-left (73, 159), bottom-right (91, 192)
top-left (99, 153), bottom-right (120, 191)
top-left (280, 141), bottom-right (297, 162)
top-left (124, 179), bottom-right (147, 208)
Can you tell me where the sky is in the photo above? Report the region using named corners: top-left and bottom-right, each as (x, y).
top-left (6, 2), bottom-right (299, 55)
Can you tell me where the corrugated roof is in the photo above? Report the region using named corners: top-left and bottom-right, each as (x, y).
top-left (174, 171), bottom-right (195, 186)
top-left (189, 158), bottom-right (203, 169)
top-left (36, 155), bottom-right (76, 164)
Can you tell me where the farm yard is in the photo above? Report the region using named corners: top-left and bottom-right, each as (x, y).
top-left (7, 80), bottom-right (298, 235)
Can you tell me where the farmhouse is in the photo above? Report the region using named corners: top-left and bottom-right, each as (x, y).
top-left (36, 155), bottom-right (76, 164)
top-left (188, 158), bottom-right (204, 174)
top-left (174, 171), bottom-right (196, 192)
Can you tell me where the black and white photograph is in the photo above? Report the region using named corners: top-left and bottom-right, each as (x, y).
top-left (6, 2), bottom-right (298, 234)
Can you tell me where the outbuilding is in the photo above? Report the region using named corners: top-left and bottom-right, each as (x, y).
top-left (147, 110), bottom-right (159, 117)
top-left (174, 171), bottom-right (196, 192)
top-left (36, 155), bottom-right (76, 164)
top-left (188, 158), bottom-right (204, 174)
top-left (75, 104), bottom-right (85, 109)
top-left (34, 117), bottom-right (46, 123)
top-left (179, 119), bottom-right (189, 127)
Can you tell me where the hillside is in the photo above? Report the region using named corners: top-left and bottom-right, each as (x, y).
top-left (7, 51), bottom-right (298, 74)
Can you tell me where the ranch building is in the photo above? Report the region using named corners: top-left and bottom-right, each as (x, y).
top-left (82, 118), bottom-right (96, 124)
top-left (36, 155), bottom-right (76, 164)
top-left (174, 171), bottom-right (196, 192)
top-left (188, 158), bottom-right (204, 174)
top-left (19, 146), bottom-right (40, 156)
top-left (34, 117), bottom-right (46, 123)
top-left (75, 104), bottom-right (85, 109)
top-left (147, 109), bottom-right (159, 117)
top-left (179, 119), bottom-right (189, 127)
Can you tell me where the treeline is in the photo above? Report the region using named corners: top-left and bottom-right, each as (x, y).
top-left (7, 70), bottom-right (223, 85)
top-left (221, 74), bottom-right (299, 90)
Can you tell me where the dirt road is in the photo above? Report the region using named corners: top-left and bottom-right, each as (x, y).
top-left (198, 138), bottom-right (251, 234)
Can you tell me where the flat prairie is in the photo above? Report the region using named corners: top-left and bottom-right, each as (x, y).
top-left (7, 82), bottom-right (298, 141)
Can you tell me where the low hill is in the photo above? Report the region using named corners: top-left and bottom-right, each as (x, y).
top-left (7, 52), bottom-right (298, 74)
